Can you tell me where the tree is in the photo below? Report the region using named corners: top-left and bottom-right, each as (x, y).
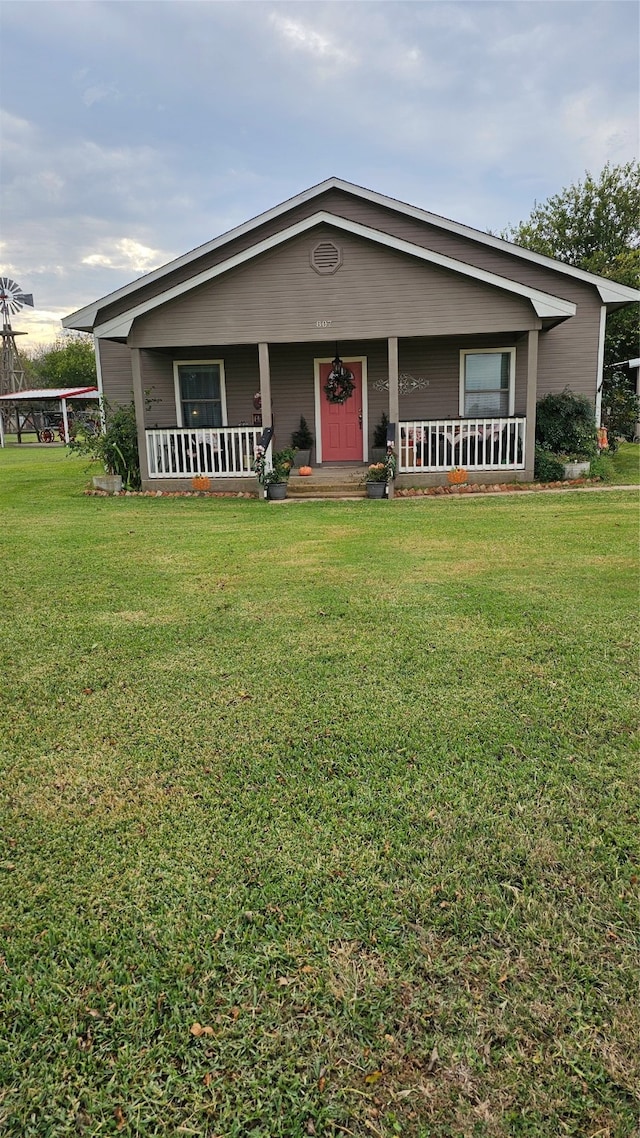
top-left (28, 333), bottom-right (96, 390)
top-left (502, 163), bottom-right (640, 436)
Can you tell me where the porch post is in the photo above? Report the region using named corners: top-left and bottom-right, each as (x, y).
top-left (387, 337), bottom-right (399, 499)
top-left (388, 337), bottom-right (399, 426)
top-left (525, 330), bottom-right (539, 477)
top-left (131, 347), bottom-right (150, 483)
top-left (258, 343), bottom-right (272, 429)
top-left (60, 398), bottom-right (70, 444)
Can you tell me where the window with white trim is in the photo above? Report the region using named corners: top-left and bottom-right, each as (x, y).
top-left (460, 348), bottom-right (515, 417)
top-left (174, 361), bottom-right (226, 428)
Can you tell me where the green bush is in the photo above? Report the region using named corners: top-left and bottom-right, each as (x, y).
top-left (69, 400), bottom-right (141, 489)
top-left (534, 446), bottom-right (566, 481)
top-left (535, 389), bottom-right (598, 459)
top-left (589, 453), bottom-right (615, 482)
top-left (372, 412), bottom-right (389, 448)
top-left (291, 416), bottom-right (313, 451)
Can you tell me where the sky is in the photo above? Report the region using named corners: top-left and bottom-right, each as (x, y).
top-left (0, 0), bottom-right (638, 347)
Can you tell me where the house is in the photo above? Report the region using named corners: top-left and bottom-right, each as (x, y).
top-left (63, 178), bottom-right (640, 490)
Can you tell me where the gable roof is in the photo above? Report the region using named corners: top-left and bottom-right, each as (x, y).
top-left (92, 211), bottom-right (577, 339)
top-left (64, 177), bottom-right (640, 332)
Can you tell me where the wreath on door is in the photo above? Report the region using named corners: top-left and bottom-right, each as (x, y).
top-left (324, 354), bottom-right (355, 404)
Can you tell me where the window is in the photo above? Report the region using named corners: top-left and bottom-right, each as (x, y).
top-left (174, 361), bottom-right (226, 428)
top-left (460, 348), bottom-right (515, 417)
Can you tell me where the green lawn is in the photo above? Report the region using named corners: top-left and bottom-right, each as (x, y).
top-left (1, 447), bottom-right (638, 1138)
top-left (610, 441), bottom-right (640, 484)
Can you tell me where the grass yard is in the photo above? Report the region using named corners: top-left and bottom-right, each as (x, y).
top-left (0, 447), bottom-right (638, 1138)
top-left (608, 442), bottom-right (640, 485)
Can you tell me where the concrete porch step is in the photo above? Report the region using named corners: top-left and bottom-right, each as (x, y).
top-left (287, 481), bottom-right (366, 498)
top-left (282, 464), bottom-right (368, 498)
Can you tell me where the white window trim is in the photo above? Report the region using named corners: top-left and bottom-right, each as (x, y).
top-left (313, 356), bottom-right (368, 464)
top-left (459, 347), bottom-right (516, 418)
top-left (173, 359), bottom-right (227, 428)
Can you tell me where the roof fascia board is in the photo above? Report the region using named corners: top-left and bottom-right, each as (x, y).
top-left (94, 211), bottom-right (575, 340)
top-left (65, 177), bottom-right (638, 330)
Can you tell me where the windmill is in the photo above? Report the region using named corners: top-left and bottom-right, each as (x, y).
top-left (0, 277), bottom-right (34, 398)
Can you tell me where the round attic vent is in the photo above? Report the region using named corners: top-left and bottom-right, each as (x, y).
top-left (310, 240), bottom-right (342, 275)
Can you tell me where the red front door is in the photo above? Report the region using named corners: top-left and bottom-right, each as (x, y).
top-left (319, 360), bottom-right (363, 461)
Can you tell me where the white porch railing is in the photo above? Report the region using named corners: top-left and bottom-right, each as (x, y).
top-left (146, 427), bottom-right (263, 478)
top-left (398, 417), bottom-right (526, 472)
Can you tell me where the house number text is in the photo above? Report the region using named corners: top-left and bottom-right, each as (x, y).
top-left (315, 320), bottom-right (332, 328)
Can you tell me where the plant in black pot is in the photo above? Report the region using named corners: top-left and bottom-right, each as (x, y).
top-left (371, 412), bottom-right (389, 463)
top-left (291, 416), bottom-right (313, 467)
top-left (255, 447), bottom-right (295, 500)
top-left (364, 448), bottom-right (396, 498)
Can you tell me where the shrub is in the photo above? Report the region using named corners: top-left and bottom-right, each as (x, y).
top-left (535, 389), bottom-right (598, 459)
top-left (589, 453), bottom-right (614, 482)
top-left (534, 446), bottom-right (566, 482)
top-left (291, 416), bottom-right (313, 451)
top-left (69, 400), bottom-right (141, 489)
top-left (372, 412), bottom-right (389, 448)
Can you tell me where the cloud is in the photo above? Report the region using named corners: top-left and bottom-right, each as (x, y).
top-left (82, 238), bottom-right (167, 273)
top-left (81, 83), bottom-right (120, 108)
top-left (0, 0), bottom-right (637, 349)
top-left (559, 87), bottom-right (638, 170)
top-left (14, 307), bottom-right (71, 349)
top-left (269, 12), bottom-right (349, 61)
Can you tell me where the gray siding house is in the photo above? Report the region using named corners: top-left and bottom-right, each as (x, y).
top-left (63, 179), bottom-right (639, 490)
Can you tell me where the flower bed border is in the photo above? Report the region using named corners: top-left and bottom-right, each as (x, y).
top-left (84, 475), bottom-right (608, 501)
top-left (85, 489), bottom-right (258, 498)
top-left (395, 477), bottom-right (600, 497)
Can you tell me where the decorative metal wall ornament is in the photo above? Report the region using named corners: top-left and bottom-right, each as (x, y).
top-left (372, 373), bottom-right (430, 394)
top-left (324, 347), bottom-right (355, 404)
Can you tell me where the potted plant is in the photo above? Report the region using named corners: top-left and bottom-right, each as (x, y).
top-left (371, 412), bottom-right (389, 463)
top-left (254, 446), bottom-right (295, 500)
top-left (291, 416), bottom-right (314, 468)
top-left (365, 448), bottom-right (396, 499)
top-left (68, 400), bottom-right (140, 493)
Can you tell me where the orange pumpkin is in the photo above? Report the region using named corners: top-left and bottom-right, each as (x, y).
top-left (191, 475), bottom-right (211, 492)
top-left (447, 467), bottom-right (468, 485)
top-left (298, 466), bottom-right (313, 477)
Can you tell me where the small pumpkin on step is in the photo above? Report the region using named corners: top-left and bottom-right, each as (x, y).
top-left (298, 466), bottom-right (313, 477)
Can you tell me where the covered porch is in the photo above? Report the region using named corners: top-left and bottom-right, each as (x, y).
top-left (130, 329), bottom-right (539, 488)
